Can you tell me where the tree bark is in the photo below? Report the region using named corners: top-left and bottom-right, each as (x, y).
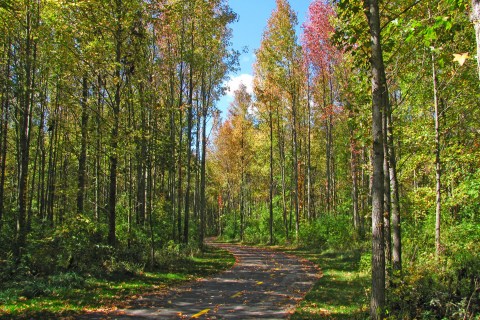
top-left (77, 75), bottom-right (88, 214)
top-left (350, 120), bottom-right (361, 238)
top-left (199, 100), bottom-right (207, 250)
top-left (388, 94), bottom-right (402, 272)
top-left (276, 104), bottom-right (288, 239)
top-left (15, 2), bottom-right (36, 259)
top-left (306, 79), bottom-right (313, 220)
top-left (472, 0), bottom-right (480, 80)
top-left (108, 0), bottom-right (123, 247)
top-left (0, 40), bottom-right (11, 232)
top-left (383, 103), bottom-right (392, 273)
top-left (184, 54), bottom-right (194, 244)
top-left (364, 0), bottom-right (386, 317)
top-left (292, 95), bottom-right (300, 241)
top-left (269, 106), bottom-right (274, 245)
top-left (432, 53), bottom-right (442, 257)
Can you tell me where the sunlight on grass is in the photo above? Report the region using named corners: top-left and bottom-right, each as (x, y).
top-left (0, 246), bottom-right (234, 319)
top-left (289, 248), bottom-right (370, 320)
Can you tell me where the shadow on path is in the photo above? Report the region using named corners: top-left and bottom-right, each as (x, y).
top-left (79, 242), bottom-right (319, 319)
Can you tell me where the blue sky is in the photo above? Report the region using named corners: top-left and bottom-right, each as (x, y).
top-left (218, 0), bottom-right (312, 116)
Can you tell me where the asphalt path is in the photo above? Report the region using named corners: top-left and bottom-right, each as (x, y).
top-left (81, 242), bottom-right (319, 319)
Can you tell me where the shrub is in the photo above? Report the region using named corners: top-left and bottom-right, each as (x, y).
top-left (299, 214), bottom-right (354, 250)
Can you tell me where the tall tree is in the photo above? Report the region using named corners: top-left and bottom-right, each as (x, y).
top-left (255, 0), bottom-right (303, 240)
top-left (473, 0), bottom-right (480, 79)
top-left (364, 0), bottom-right (387, 317)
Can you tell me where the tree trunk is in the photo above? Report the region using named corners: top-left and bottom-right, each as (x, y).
top-left (307, 81), bottom-right (313, 220)
top-left (0, 40), bottom-right (12, 232)
top-left (183, 79), bottom-right (193, 244)
top-left (350, 124), bottom-right (361, 238)
top-left (388, 100), bottom-right (402, 272)
top-left (292, 96), bottom-right (300, 241)
top-left (383, 103), bottom-right (392, 273)
top-left (199, 100), bottom-right (207, 250)
top-left (16, 4), bottom-right (36, 258)
top-left (269, 106), bottom-right (274, 245)
top-left (46, 96), bottom-right (59, 226)
top-left (77, 75), bottom-right (88, 214)
top-left (364, 0), bottom-right (386, 317)
top-left (94, 75), bottom-right (104, 222)
top-left (108, 0), bottom-right (123, 247)
top-left (276, 104), bottom-right (288, 239)
top-left (472, 0), bottom-right (480, 80)
top-left (432, 53), bottom-right (442, 257)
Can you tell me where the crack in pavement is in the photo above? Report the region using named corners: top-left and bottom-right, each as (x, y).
top-left (79, 242), bottom-right (319, 319)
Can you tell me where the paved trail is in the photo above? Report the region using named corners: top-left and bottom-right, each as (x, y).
top-left (83, 243), bottom-right (319, 319)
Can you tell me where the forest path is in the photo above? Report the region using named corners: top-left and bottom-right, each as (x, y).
top-left (81, 241), bottom-right (319, 319)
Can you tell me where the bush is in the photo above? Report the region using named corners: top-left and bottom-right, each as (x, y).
top-left (155, 240), bottom-right (195, 270)
top-left (388, 220), bottom-right (480, 319)
top-left (299, 214), bottom-right (354, 250)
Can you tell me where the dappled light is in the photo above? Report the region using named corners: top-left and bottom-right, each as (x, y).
top-left (80, 243), bottom-right (318, 319)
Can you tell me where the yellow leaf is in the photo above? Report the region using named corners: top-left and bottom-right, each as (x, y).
top-left (191, 308), bottom-right (210, 318)
top-left (453, 52), bottom-right (469, 66)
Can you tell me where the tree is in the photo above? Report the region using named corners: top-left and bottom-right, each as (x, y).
top-left (364, 0), bottom-right (387, 317)
top-left (255, 0), bottom-right (303, 241)
top-left (473, 0), bottom-right (480, 79)
top-left (303, 0), bottom-right (342, 216)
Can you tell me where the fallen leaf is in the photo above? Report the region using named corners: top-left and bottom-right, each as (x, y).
top-left (453, 52), bottom-right (468, 66)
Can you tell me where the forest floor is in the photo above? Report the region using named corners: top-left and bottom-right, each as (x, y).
top-left (76, 242), bottom-right (319, 319)
top-left (0, 246), bottom-right (234, 319)
top-left (1, 242), bottom-right (368, 319)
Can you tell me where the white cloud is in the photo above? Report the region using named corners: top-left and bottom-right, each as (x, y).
top-left (225, 74), bottom-right (254, 97)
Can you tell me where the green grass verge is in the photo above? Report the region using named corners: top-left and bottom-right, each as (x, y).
top-left (286, 248), bottom-right (370, 320)
top-left (0, 246), bottom-right (234, 319)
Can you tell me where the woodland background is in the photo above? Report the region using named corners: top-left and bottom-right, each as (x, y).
top-left (0, 0), bottom-right (479, 318)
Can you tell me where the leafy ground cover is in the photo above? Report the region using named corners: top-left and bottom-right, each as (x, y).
top-left (0, 246), bottom-right (234, 319)
top-left (286, 247), bottom-right (370, 320)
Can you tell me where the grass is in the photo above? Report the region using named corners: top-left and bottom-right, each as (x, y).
top-left (285, 247), bottom-right (370, 320)
top-left (0, 246), bottom-right (234, 319)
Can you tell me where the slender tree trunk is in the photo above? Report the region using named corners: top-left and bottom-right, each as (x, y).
top-left (136, 84), bottom-right (147, 225)
top-left (28, 95), bottom-right (41, 230)
top-left (276, 105), bottom-right (288, 239)
top-left (388, 100), bottom-right (402, 272)
top-left (199, 100), bottom-right (207, 250)
top-left (46, 95), bottom-right (59, 226)
top-left (183, 38), bottom-right (194, 243)
top-left (0, 40), bottom-right (12, 232)
top-left (168, 63), bottom-right (176, 241)
top-left (383, 104), bottom-right (392, 273)
top-left (94, 75), bottom-right (103, 221)
top-left (147, 146), bottom-right (155, 268)
top-left (177, 103), bottom-right (183, 242)
top-left (77, 75), bottom-right (88, 214)
top-left (472, 0), bottom-right (480, 80)
top-left (240, 124), bottom-right (245, 242)
top-left (432, 52), bottom-right (442, 257)
top-left (292, 97), bottom-right (300, 240)
top-left (324, 88), bottom-right (331, 213)
top-left (269, 107), bottom-right (274, 245)
top-left (194, 98), bottom-right (201, 221)
top-left (16, 3), bottom-right (36, 258)
top-left (184, 45), bottom-right (194, 244)
top-left (307, 81), bottom-right (313, 220)
top-left (365, 0), bottom-right (386, 317)
top-left (108, 0), bottom-right (123, 247)
top-left (350, 123), bottom-right (361, 238)
top-left (328, 76), bottom-right (335, 212)
top-left (36, 83), bottom-right (47, 220)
